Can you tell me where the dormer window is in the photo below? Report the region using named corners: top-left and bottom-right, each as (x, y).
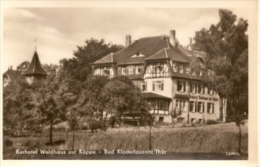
top-left (179, 65), bottom-right (183, 73)
top-left (185, 66), bottom-right (190, 74)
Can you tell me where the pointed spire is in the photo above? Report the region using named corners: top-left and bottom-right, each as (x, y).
top-left (22, 50), bottom-right (47, 76)
top-left (35, 38), bottom-right (37, 50)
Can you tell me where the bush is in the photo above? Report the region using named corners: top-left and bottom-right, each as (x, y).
top-left (206, 119), bottom-right (217, 125)
top-left (4, 139), bottom-right (13, 147)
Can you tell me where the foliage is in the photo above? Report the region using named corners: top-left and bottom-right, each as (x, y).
top-left (4, 139), bottom-right (13, 147)
top-left (32, 75), bottom-right (67, 145)
top-left (77, 75), bottom-right (110, 117)
top-left (3, 78), bottom-right (35, 129)
top-left (76, 75), bottom-right (150, 122)
top-left (193, 9), bottom-right (248, 119)
top-left (61, 38), bottom-right (123, 82)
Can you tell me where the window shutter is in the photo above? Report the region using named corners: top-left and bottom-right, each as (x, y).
top-left (161, 82), bottom-right (164, 91)
top-left (195, 102), bottom-right (198, 112)
top-left (152, 82), bottom-right (155, 91)
top-left (195, 83), bottom-right (197, 93)
top-left (190, 82), bottom-right (192, 93)
top-left (184, 81), bottom-right (186, 92)
top-left (212, 103), bottom-right (214, 113)
top-left (202, 102), bottom-right (204, 113)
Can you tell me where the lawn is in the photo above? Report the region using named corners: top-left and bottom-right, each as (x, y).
top-left (3, 121), bottom-right (248, 160)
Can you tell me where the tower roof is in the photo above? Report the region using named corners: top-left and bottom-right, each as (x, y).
top-left (22, 51), bottom-right (47, 76)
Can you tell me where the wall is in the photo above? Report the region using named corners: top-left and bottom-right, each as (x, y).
top-left (145, 77), bottom-right (172, 98)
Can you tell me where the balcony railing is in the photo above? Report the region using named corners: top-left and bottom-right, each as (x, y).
top-left (144, 72), bottom-right (170, 78)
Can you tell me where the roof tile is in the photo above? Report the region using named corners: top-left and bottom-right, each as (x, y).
top-left (22, 51), bottom-right (47, 76)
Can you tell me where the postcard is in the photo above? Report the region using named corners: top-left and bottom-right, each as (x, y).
top-left (1, 1), bottom-right (258, 167)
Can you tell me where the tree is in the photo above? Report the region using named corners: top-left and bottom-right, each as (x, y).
top-left (66, 108), bottom-right (79, 150)
top-left (3, 77), bottom-right (36, 130)
top-left (32, 75), bottom-right (66, 145)
top-left (193, 9), bottom-right (248, 153)
top-left (102, 76), bottom-right (149, 119)
top-left (61, 38), bottom-right (123, 82)
top-left (77, 75), bottom-right (110, 118)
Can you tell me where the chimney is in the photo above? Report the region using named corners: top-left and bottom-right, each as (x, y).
top-left (125, 35), bottom-right (131, 47)
top-left (190, 37), bottom-right (193, 51)
top-left (169, 30), bottom-right (176, 47)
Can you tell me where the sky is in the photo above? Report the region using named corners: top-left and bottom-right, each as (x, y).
top-left (2, 8), bottom-right (248, 73)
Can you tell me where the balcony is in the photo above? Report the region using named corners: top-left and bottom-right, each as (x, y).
top-left (144, 72), bottom-right (170, 78)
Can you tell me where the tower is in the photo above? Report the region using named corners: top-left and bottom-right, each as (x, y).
top-left (22, 50), bottom-right (47, 85)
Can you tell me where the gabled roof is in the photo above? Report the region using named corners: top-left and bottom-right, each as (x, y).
top-left (92, 53), bottom-right (115, 64)
top-left (22, 51), bottom-right (47, 76)
top-left (145, 46), bottom-right (190, 63)
top-left (117, 57), bottom-right (146, 65)
top-left (145, 48), bottom-right (169, 60)
top-left (93, 36), bottom-right (169, 65)
top-left (178, 45), bottom-right (207, 61)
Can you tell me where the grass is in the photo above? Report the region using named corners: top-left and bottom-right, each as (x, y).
top-left (3, 122), bottom-right (248, 159)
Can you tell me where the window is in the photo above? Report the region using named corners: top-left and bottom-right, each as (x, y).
top-left (104, 67), bottom-right (110, 76)
top-left (128, 66), bottom-right (134, 74)
top-left (156, 63), bottom-right (163, 73)
top-left (179, 65), bottom-right (183, 73)
top-left (159, 101), bottom-right (163, 110)
top-left (199, 70), bottom-right (203, 76)
top-left (208, 87), bottom-right (213, 95)
top-left (122, 67), bottom-right (127, 75)
top-left (177, 80), bottom-right (186, 92)
top-left (172, 62), bottom-right (178, 72)
top-left (141, 81), bottom-right (147, 91)
top-left (185, 66), bottom-right (190, 74)
top-left (190, 101), bottom-right (195, 112)
top-left (118, 67), bottom-right (122, 75)
top-left (198, 102), bottom-right (204, 113)
top-left (207, 103), bottom-right (214, 113)
top-left (176, 100), bottom-right (186, 111)
top-left (149, 100), bottom-right (169, 112)
top-left (133, 81), bottom-right (142, 90)
top-left (198, 84), bottom-right (204, 94)
top-left (190, 82), bottom-right (196, 93)
top-left (136, 66), bottom-right (143, 74)
top-left (153, 81), bottom-right (164, 91)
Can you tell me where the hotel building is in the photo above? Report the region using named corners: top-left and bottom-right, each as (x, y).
top-left (92, 30), bottom-right (227, 124)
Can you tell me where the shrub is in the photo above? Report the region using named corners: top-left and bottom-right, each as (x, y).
top-left (4, 139), bottom-right (13, 147)
top-left (206, 119), bottom-right (217, 125)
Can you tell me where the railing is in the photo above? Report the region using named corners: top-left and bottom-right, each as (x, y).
top-left (144, 72), bottom-right (170, 78)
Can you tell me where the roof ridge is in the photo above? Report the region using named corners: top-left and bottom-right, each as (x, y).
top-left (139, 35), bottom-right (165, 40)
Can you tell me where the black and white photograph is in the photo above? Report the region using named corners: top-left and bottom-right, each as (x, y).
top-left (0, 0), bottom-right (258, 166)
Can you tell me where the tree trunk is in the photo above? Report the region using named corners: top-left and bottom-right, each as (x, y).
top-left (149, 127), bottom-right (152, 150)
top-left (72, 131), bottom-right (75, 151)
top-left (49, 122), bottom-right (53, 145)
top-left (238, 123), bottom-right (242, 154)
